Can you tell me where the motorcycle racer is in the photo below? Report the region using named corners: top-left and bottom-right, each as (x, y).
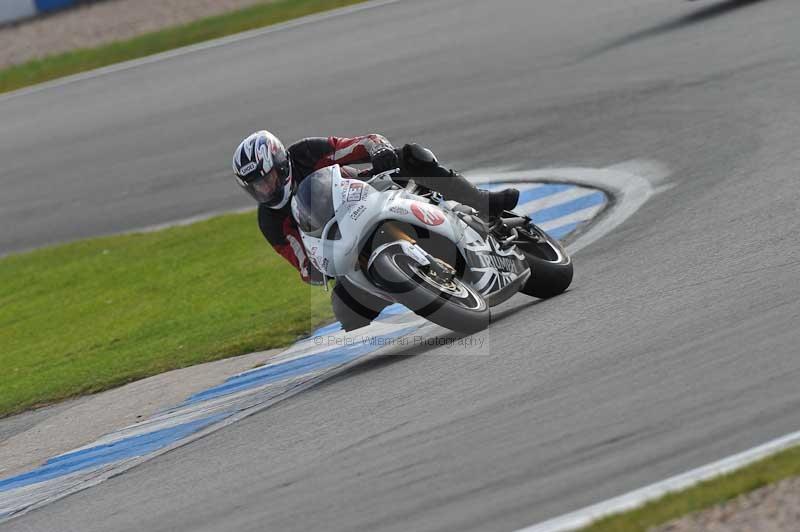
top-left (232, 130), bottom-right (520, 329)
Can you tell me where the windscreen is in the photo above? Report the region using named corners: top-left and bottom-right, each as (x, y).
top-left (293, 169), bottom-right (335, 237)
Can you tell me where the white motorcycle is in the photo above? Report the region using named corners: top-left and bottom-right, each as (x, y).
top-left (291, 165), bottom-right (573, 334)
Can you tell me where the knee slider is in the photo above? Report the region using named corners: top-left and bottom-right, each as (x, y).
top-left (402, 143), bottom-right (439, 170)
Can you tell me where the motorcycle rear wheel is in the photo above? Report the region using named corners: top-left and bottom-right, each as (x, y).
top-left (515, 223), bottom-right (573, 299)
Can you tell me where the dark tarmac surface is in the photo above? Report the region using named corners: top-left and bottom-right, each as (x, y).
top-left (3, 0), bottom-right (800, 530)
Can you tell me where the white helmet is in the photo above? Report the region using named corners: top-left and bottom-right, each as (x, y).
top-left (232, 130), bottom-right (292, 209)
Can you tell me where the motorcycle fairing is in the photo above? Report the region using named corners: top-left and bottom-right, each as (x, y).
top-left (294, 164), bottom-right (531, 306)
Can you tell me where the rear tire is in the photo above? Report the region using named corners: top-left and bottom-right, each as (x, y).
top-left (516, 224), bottom-right (573, 299)
top-left (369, 245), bottom-right (490, 334)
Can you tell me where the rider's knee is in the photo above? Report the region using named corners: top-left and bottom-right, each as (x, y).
top-left (331, 281), bottom-right (385, 332)
top-left (402, 143), bottom-right (439, 170)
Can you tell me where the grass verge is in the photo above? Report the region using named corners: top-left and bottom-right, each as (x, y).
top-left (581, 444), bottom-right (800, 531)
top-left (0, 212), bottom-right (332, 418)
top-left (0, 0), bottom-right (368, 95)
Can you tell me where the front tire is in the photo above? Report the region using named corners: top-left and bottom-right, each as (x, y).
top-left (368, 245), bottom-right (490, 334)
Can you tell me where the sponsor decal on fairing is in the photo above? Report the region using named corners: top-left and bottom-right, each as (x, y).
top-left (410, 202), bottom-right (445, 226)
top-left (350, 205), bottom-right (367, 220)
top-left (346, 182), bottom-right (364, 202)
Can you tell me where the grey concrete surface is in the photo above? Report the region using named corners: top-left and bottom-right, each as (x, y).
top-left (653, 475), bottom-right (800, 532)
top-left (0, 0), bottom-right (267, 69)
top-left (3, 0), bottom-right (800, 530)
top-left (0, 347), bottom-right (281, 478)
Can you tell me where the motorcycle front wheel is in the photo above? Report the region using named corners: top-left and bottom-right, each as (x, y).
top-left (368, 244), bottom-right (491, 334)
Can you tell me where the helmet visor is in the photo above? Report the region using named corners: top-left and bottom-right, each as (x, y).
top-left (244, 168), bottom-right (282, 205)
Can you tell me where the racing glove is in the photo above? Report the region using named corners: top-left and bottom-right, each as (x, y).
top-left (370, 146), bottom-right (399, 174)
top-left (302, 258), bottom-right (325, 286)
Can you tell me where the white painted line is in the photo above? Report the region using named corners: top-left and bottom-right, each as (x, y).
top-left (517, 186), bottom-right (600, 216)
top-left (539, 204), bottom-right (605, 232)
top-left (136, 162), bottom-right (657, 249)
top-left (510, 183), bottom-right (546, 193)
top-left (481, 182), bottom-right (545, 193)
top-left (4, 162), bottom-right (654, 259)
top-left (0, 1), bottom-right (37, 25)
top-left (476, 160), bottom-right (800, 532)
top-left (0, 0), bottom-right (405, 104)
top-left (0, 318), bottom-right (428, 521)
top-left (469, 159), bottom-right (669, 254)
top-left (108, 162), bottom-right (657, 254)
top-left (0, 161), bottom-right (665, 522)
top-left (516, 429), bottom-right (800, 532)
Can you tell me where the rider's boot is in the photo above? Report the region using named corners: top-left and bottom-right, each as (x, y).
top-left (399, 143), bottom-right (519, 216)
top-left (486, 187), bottom-right (520, 217)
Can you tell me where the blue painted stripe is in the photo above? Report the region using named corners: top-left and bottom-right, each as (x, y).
top-left (34, 0), bottom-right (74, 12)
top-left (529, 191), bottom-right (606, 224)
top-left (546, 221), bottom-right (582, 239)
top-left (478, 183), bottom-right (573, 205)
top-left (376, 303), bottom-right (408, 317)
top-left (517, 184), bottom-right (573, 205)
top-left (308, 304), bottom-right (408, 338)
top-left (310, 322), bottom-right (342, 337)
top-left (0, 0), bottom-right (73, 24)
top-left (182, 326), bottom-right (417, 405)
top-left (481, 181), bottom-right (607, 239)
top-left (183, 348), bottom-right (366, 404)
top-left (0, 413), bottom-right (226, 493)
top-left (0, 325), bottom-right (418, 495)
top-left (0, 179), bottom-right (613, 520)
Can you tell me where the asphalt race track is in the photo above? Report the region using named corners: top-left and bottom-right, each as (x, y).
top-left (3, 0), bottom-right (800, 530)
